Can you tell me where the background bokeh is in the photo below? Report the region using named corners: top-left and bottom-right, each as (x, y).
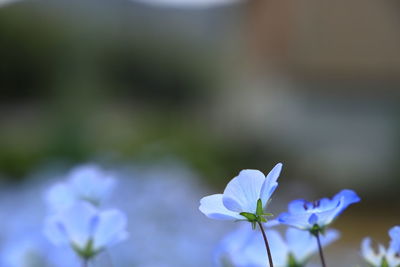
top-left (1, 0), bottom-right (400, 266)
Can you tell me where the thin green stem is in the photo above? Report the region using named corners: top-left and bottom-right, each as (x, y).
top-left (257, 221), bottom-right (274, 267)
top-left (315, 232), bottom-right (327, 267)
top-left (82, 259), bottom-right (88, 267)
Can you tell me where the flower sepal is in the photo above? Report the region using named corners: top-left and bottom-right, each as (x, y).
top-left (380, 257), bottom-right (389, 267)
top-left (238, 199), bottom-right (273, 229)
top-left (310, 224), bottom-right (326, 237)
top-left (72, 239), bottom-right (101, 260)
top-left (288, 254), bottom-right (304, 267)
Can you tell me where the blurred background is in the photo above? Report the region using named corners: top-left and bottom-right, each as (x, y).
top-left (1, 0), bottom-right (400, 266)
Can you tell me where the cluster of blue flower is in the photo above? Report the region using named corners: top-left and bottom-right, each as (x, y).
top-left (200, 163), bottom-right (400, 267)
top-left (43, 165), bottom-right (129, 266)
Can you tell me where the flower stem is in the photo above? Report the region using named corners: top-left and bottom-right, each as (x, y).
top-left (82, 259), bottom-right (88, 267)
top-left (257, 221), bottom-right (274, 267)
top-left (315, 232), bottom-right (327, 267)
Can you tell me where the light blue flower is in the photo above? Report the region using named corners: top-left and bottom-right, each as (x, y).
top-left (44, 202), bottom-right (128, 261)
top-left (389, 226), bottom-right (400, 255)
top-left (199, 163), bottom-right (282, 223)
top-left (214, 222), bottom-right (339, 267)
top-left (45, 164), bottom-right (116, 210)
top-left (361, 226), bottom-right (400, 267)
top-left (278, 189), bottom-right (360, 232)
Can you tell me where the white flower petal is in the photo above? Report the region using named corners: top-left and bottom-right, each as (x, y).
top-left (45, 183), bottom-right (75, 211)
top-left (44, 215), bottom-right (69, 246)
top-left (241, 229), bottom-right (288, 267)
top-left (260, 163), bottom-right (282, 208)
top-left (69, 165), bottom-right (116, 205)
top-left (361, 237), bottom-right (384, 267)
top-left (222, 170), bottom-right (265, 213)
top-left (287, 228), bottom-right (339, 263)
top-left (199, 194), bottom-right (242, 220)
top-left (92, 209), bottom-right (128, 250)
top-left (55, 202), bottom-right (97, 249)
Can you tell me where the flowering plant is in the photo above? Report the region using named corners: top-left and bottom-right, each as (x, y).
top-left (200, 163), bottom-right (283, 266)
top-left (361, 226), bottom-right (400, 267)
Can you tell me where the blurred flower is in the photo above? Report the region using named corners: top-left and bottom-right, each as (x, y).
top-left (214, 222), bottom-right (339, 267)
top-left (44, 202), bottom-right (128, 262)
top-left (278, 189), bottom-right (360, 232)
top-left (1, 238), bottom-right (47, 267)
top-left (0, 161), bottom-right (238, 266)
top-left (361, 226), bottom-right (400, 267)
top-left (199, 163), bottom-right (282, 225)
top-left (45, 164), bottom-right (116, 210)
top-left (389, 226), bottom-right (400, 254)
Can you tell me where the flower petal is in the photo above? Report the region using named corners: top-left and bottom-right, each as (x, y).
top-left (278, 212), bottom-right (312, 230)
top-left (361, 237), bottom-right (384, 266)
top-left (55, 202), bottom-right (97, 249)
top-left (332, 189), bottom-right (361, 213)
top-left (69, 165), bottom-right (116, 205)
top-left (92, 209), bottom-right (128, 250)
top-left (288, 199), bottom-right (309, 214)
top-left (260, 163), bottom-right (282, 209)
top-left (199, 194), bottom-right (242, 220)
top-left (389, 226), bottom-right (400, 253)
top-left (236, 229), bottom-right (288, 267)
top-left (287, 228), bottom-right (339, 263)
top-left (222, 170), bottom-right (265, 213)
top-left (45, 183), bottom-right (75, 211)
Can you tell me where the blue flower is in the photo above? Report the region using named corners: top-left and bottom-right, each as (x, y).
top-left (199, 163), bottom-right (282, 222)
top-left (45, 164), bottom-right (116, 210)
top-left (389, 226), bottom-right (400, 254)
top-left (278, 189), bottom-right (360, 231)
top-left (44, 202), bottom-right (128, 261)
top-left (214, 222), bottom-right (339, 267)
top-left (361, 226), bottom-right (400, 267)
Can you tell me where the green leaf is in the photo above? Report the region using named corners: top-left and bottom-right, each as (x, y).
top-left (240, 212), bottom-right (257, 222)
top-left (256, 199), bottom-right (263, 216)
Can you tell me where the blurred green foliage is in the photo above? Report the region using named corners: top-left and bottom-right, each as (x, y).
top-left (0, 2), bottom-right (278, 184)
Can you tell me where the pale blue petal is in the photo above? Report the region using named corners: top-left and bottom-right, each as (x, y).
top-left (237, 229), bottom-right (288, 267)
top-left (44, 215), bottom-right (70, 246)
top-left (69, 164), bottom-right (116, 205)
top-left (278, 212), bottom-right (311, 230)
top-left (288, 199), bottom-right (309, 214)
top-left (316, 191), bottom-right (359, 226)
top-left (92, 209), bottom-right (128, 250)
top-left (332, 189), bottom-right (360, 214)
top-left (389, 226), bottom-right (400, 253)
top-left (287, 228), bottom-right (339, 263)
top-left (199, 194), bottom-right (242, 220)
top-left (260, 163), bottom-right (282, 209)
top-left (321, 229), bottom-right (340, 246)
top-left (45, 183), bottom-right (75, 211)
top-left (56, 202), bottom-right (97, 249)
top-left (222, 170), bottom-right (265, 213)
top-left (317, 197), bottom-right (338, 211)
top-left (361, 237), bottom-right (385, 266)
top-left (286, 228), bottom-right (315, 262)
